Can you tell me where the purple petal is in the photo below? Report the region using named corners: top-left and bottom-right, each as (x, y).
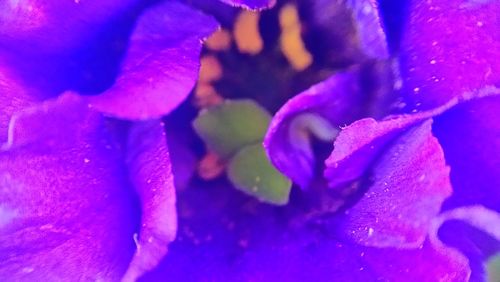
top-left (88, 1), bottom-right (218, 120)
top-left (298, 0), bottom-right (388, 67)
top-left (0, 93), bottom-right (177, 280)
top-left (337, 120), bottom-right (452, 248)
top-left (264, 71), bottom-right (361, 187)
top-left (348, 0), bottom-right (389, 60)
top-left (436, 206), bottom-right (500, 281)
top-left (323, 86), bottom-right (490, 188)
top-left (0, 94), bottom-right (138, 280)
top-left (141, 181), bottom-right (469, 280)
top-left (0, 0), bottom-right (139, 53)
top-left (264, 65), bottom-right (392, 188)
top-left (433, 94), bottom-right (500, 211)
top-left (123, 121), bottom-right (177, 281)
top-left (218, 0), bottom-right (276, 10)
top-left (324, 111), bottom-right (433, 188)
top-left (400, 0), bottom-right (500, 110)
top-left (0, 61), bottom-right (38, 141)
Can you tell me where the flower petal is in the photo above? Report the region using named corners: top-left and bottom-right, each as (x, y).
top-left (140, 181), bottom-right (469, 281)
top-left (335, 120), bottom-right (452, 248)
top-left (299, 0), bottom-right (389, 65)
top-left (264, 65), bottom-right (391, 188)
top-left (400, 0), bottom-right (500, 110)
top-left (433, 94), bottom-right (500, 211)
top-left (0, 61), bottom-right (38, 141)
top-left (87, 1), bottom-right (218, 119)
top-left (123, 121), bottom-right (177, 281)
top-left (218, 0), bottom-right (276, 10)
top-left (0, 93), bottom-right (139, 280)
top-left (0, 0), bottom-right (139, 53)
top-left (323, 85), bottom-right (490, 188)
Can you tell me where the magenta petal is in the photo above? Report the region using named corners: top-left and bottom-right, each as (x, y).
top-left (123, 121), bottom-right (177, 281)
top-left (400, 0), bottom-right (500, 110)
top-left (338, 120), bottom-right (452, 247)
top-left (218, 0), bottom-right (276, 10)
top-left (88, 1), bottom-right (218, 120)
top-left (324, 112), bottom-right (432, 188)
top-left (0, 94), bottom-right (138, 280)
top-left (434, 94), bottom-right (500, 211)
top-left (0, 0), bottom-right (139, 53)
top-left (361, 239), bottom-right (470, 281)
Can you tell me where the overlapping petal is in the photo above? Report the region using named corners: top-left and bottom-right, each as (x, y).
top-left (139, 181), bottom-right (470, 281)
top-left (264, 69), bottom-right (364, 187)
top-left (265, 62), bottom-right (394, 188)
top-left (0, 93), bottom-right (177, 280)
top-left (334, 120), bottom-right (452, 247)
top-left (325, 88), bottom-right (499, 246)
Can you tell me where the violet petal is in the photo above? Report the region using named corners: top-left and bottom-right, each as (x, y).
top-left (264, 69), bottom-right (365, 188)
top-left (433, 94), bottom-right (500, 211)
top-left (141, 181), bottom-right (470, 280)
top-left (0, 0), bottom-right (139, 53)
top-left (218, 0), bottom-right (276, 10)
top-left (123, 120), bottom-right (177, 281)
top-left (88, 1), bottom-right (218, 120)
top-left (0, 60), bottom-right (38, 141)
top-left (337, 120), bottom-right (452, 248)
top-left (0, 94), bottom-right (139, 280)
top-left (400, 0), bottom-right (500, 110)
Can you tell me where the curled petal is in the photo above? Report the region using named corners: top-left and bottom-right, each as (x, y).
top-left (324, 86), bottom-right (497, 188)
top-left (0, 94), bottom-right (138, 280)
top-left (400, 0), bottom-right (500, 110)
top-left (123, 121), bottom-right (177, 281)
top-left (265, 70), bottom-right (361, 187)
top-left (436, 206), bottom-right (500, 281)
top-left (265, 64), bottom-right (392, 188)
top-left (87, 1), bottom-right (218, 119)
top-left (324, 111), bottom-right (431, 188)
top-left (335, 120), bottom-right (452, 248)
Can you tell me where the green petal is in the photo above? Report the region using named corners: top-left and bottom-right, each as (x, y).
top-left (227, 143), bottom-right (292, 205)
top-left (193, 99), bottom-right (272, 158)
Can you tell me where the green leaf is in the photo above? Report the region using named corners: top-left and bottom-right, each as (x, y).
top-left (227, 143), bottom-right (292, 205)
top-left (193, 99), bottom-right (272, 158)
top-left (487, 254), bottom-right (500, 282)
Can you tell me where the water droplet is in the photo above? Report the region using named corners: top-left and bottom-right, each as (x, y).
top-left (368, 228), bottom-right (374, 237)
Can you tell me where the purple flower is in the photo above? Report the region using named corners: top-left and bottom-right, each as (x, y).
top-left (138, 0), bottom-right (497, 280)
top-left (0, 0), bottom-right (276, 279)
top-left (261, 0), bottom-right (499, 280)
